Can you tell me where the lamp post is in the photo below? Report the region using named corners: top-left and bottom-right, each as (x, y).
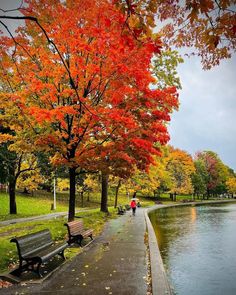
top-left (53, 176), bottom-right (56, 210)
top-left (126, 190), bottom-right (130, 203)
top-left (51, 171), bottom-right (57, 210)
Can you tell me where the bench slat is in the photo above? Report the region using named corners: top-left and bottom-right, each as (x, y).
top-left (64, 220), bottom-right (93, 245)
top-left (24, 242), bottom-right (68, 263)
top-left (10, 229), bottom-right (68, 278)
top-left (11, 229), bottom-right (52, 257)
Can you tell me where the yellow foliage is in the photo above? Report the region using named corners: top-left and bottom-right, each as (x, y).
top-left (57, 178), bottom-right (70, 192)
top-left (17, 168), bottom-right (43, 192)
top-left (84, 175), bottom-right (99, 191)
top-left (226, 177), bottom-right (236, 194)
top-left (0, 133), bottom-right (14, 143)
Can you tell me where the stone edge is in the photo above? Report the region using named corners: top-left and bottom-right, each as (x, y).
top-left (145, 206), bottom-right (173, 295)
top-left (145, 199), bottom-right (236, 295)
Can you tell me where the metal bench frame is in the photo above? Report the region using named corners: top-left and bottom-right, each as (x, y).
top-left (10, 229), bottom-right (68, 277)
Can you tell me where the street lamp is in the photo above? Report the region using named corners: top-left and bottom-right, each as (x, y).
top-left (51, 171), bottom-right (57, 210)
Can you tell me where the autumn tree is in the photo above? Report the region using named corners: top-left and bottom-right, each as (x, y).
top-left (124, 146), bottom-right (195, 200)
top-left (194, 151), bottom-right (232, 197)
top-left (83, 174), bottom-right (100, 203)
top-left (0, 0), bottom-right (178, 220)
top-left (150, 150), bottom-right (173, 197)
top-left (16, 156), bottom-right (42, 194)
top-left (0, 104), bottom-right (41, 214)
top-left (115, 0), bottom-right (236, 69)
top-left (0, 143), bottom-right (39, 214)
top-left (166, 146), bottom-right (195, 199)
top-left (226, 177), bottom-right (236, 197)
top-left (0, 51), bottom-right (46, 213)
top-left (126, 153), bottom-right (172, 199)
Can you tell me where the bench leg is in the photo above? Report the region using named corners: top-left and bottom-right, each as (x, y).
top-left (78, 238), bottom-right (83, 246)
top-left (68, 237), bottom-right (74, 245)
top-left (36, 262), bottom-right (43, 278)
top-left (18, 259), bottom-right (24, 274)
top-left (58, 250), bottom-right (66, 260)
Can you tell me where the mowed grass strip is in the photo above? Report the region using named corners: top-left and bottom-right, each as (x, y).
top-left (0, 193), bottom-right (70, 221)
top-left (0, 207), bottom-right (117, 273)
top-left (0, 190), bottom-right (155, 273)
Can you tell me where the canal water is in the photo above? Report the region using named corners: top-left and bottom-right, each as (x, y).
top-left (149, 202), bottom-right (236, 295)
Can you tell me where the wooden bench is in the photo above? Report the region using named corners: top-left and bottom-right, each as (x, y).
top-left (10, 229), bottom-right (68, 278)
top-left (117, 205), bottom-right (125, 215)
top-left (125, 204), bottom-right (131, 211)
top-left (64, 220), bottom-right (93, 246)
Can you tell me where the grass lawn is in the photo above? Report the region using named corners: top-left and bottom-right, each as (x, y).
top-left (0, 207), bottom-right (119, 273)
top-left (0, 189), bottom-right (201, 274)
top-left (0, 190), bottom-right (155, 273)
top-left (0, 193), bottom-right (70, 221)
top-left (0, 190), bottom-right (155, 221)
top-left (0, 190), bottom-right (223, 274)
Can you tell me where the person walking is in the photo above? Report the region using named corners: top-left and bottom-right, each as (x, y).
top-left (130, 199), bottom-right (137, 216)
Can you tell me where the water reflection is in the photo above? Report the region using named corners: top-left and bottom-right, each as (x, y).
top-left (149, 203), bottom-right (236, 295)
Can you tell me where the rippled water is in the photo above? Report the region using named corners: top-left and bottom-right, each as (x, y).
top-left (149, 202), bottom-right (236, 295)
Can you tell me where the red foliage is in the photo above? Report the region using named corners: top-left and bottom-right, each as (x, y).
top-left (0, 279), bottom-right (12, 289)
top-left (0, 0), bottom-right (178, 176)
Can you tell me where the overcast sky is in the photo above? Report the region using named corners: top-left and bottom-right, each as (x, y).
top-left (168, 54), bottom-right (236, 171)
top-left (1, 0), bottom-right (236, 171)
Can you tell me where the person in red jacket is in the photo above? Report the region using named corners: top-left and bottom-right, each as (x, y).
top-left (130, 199), bottom-right (137, 216)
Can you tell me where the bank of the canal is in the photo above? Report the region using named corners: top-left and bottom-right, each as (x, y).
top-left (145, 207), bottom-right (173, 295)
top-left (1, 200), bottom-right (235, 295)
top-left (146, 199), bottom-right (236, 295)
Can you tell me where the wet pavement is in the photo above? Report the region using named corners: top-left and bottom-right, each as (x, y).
top-left (1, 207), bottom-right (149, 295)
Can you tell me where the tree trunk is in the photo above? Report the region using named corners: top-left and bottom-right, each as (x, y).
top-left (101, 172), bottom-right (109, 213)
top-left (207, 188), bottom-right (210, 199)
top-left (68, 167), bottom-right (76, 221)
top-left (87, 191), bottom-right (90, 202)
top-left (114, 179), bottom-right (121, 208)
top-left (8, 165), bottom-right (17, 214)
top-left (174, 192), bottom-right (177, 201)
top-left (81, 191), bottom-right (84, 208)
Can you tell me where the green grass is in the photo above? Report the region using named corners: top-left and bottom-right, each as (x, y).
top-left (0, 191), bottom-right (155, 221)
top-left (0, 207), bottom-right (118, 273)
top-left (0, 189), bottom-right (157, 273)
top-left (0, 193), bottom-right (70, 220)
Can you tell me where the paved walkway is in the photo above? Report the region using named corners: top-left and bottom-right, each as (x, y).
top-left (1, 207), bottom-right (149, 295)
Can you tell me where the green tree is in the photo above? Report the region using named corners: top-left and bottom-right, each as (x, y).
top-left (195, 151), bottom-right (233, 197)
top-left (191, 159), bottom-right (208, 198)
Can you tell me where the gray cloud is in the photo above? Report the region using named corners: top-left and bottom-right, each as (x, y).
top-left (169, 54), bottom-right (236, 171)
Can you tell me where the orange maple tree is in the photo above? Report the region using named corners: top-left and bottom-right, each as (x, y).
top-left (0, 0), bottom-right (178, 219)
top-left (115, 0), bottom-right (236, 69)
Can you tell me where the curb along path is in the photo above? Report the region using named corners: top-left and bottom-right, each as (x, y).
top-left (1, 207), bottom-right (149, 295)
